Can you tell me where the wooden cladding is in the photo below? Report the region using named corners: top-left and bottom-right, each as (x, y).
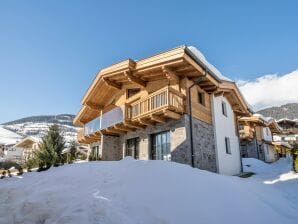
top-left (127, 86), bottom-right (184, 120)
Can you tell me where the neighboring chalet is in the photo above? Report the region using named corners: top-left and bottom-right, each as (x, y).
top-left (14, 136), bottom-right (41, 161)
top-left (238, 114), bottom-right (285, 163)
top-left (0, 126), bottom-right (22, 162)
top-left (74, 46), bottom-right (251, 175)
top-left (274, 118), bottom-right (298, 146)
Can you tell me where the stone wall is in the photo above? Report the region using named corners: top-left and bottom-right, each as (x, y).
top-left (118, 114), bottom-right (217, 173)
top-left (101, 135), bottom-right (122, 161)
top-left (191, 116), bottom-right (217, 172)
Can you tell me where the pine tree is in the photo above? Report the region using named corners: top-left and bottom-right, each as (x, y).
top-left (35, 124), bottom-right (65, 170)
top-left (69, 140), bottom-right (78, 162)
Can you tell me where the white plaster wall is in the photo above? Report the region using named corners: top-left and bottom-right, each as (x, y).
top-left (264, 144), bottom-right (277, 163)
top-left (212, 95), bottom-right (241, 175)
top-left (262, 127), bottom-right (272, 141)
top-left (4, 146), bottom-right (23, 158)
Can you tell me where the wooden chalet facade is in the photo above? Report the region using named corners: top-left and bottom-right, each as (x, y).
top-left (238, 115), bottom-right (283, 162)
top-left (74, 45), bottom-right (250, 175)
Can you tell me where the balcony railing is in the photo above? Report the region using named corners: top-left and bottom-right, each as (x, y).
top-left (84, 105), bottom-right (125, 136)
top-left (127, 86), bottom-right (184, 120)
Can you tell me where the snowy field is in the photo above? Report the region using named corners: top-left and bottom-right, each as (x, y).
top-left (0, 158), bottom-right (298, 224)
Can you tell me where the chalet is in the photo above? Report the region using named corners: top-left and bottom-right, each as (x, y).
top-left (0, 126), bottom-right (22, 162)
top-left (274, 118), bottom-right (298, 146)
top-left (238, 114), bottom-right (282, 163)
top-left (14, 136), bottom-right (41, 161)
top-left (74, 45), bottom-right (251, 175)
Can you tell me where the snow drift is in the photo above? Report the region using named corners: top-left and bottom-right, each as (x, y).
top-left (0, 158), bottom-right (297, 224)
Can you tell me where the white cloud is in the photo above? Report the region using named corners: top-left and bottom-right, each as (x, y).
top-left (237, 70), bottom-right (298, 111)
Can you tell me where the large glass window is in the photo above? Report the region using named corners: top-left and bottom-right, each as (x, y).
top-left (151, 131), bottom-right (171, 161)
top-left (126, 137), bottom-right (140, 159)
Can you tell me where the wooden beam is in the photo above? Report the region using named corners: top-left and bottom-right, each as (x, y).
top-left (150, 114), bottom-right (166, 123)
top-left (114, 124), bottom-right (135, 132)
top-left (199, 83), bottom-right (215, 88)
top-left (85, 102), bottom-right (102, 111)
top-left (138, 118), bottom-right (153, 126)
top-left (100, 130), bottom-right (120, 137)
top-left (106, 127), bottom-right (127, 134)
top-left (103, 78), bottom-right (122, 90)
top-left (163, 110), bottom-right (181, 120)
top-left (124, 71), bottom-right (146, 87)
top-left (214, 91), bottom-right (224, 97)
top-left (162, 66), bottom-right (179, 83)
top-left (124, 121), bottom-right (145, 129)
top-left (89, 133), bottom-right (101, 139)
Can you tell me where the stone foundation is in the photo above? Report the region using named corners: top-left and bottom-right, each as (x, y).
top-left (93, 115), bottom-right (217, 173)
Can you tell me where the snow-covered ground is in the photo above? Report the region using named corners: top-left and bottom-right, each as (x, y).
top-left (0, 158), bottom-right (297, 224)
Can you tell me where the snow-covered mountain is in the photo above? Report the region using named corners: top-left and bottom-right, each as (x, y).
top-left (1, 114), bottom-right (78, 144)
top-left (0, 126), bottom-right (23, 145)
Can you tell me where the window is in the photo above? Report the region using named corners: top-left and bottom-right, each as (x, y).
top-left (198, 91), bottom-right (205, 106)
top-left (265, 127), bottom-right (269, 136)
top-left (126, 137), bottom-right (140, 159)
top-left (225, 137), bottom-right (231, 154)
top-left (222, 101), bottom-right (227, 117)
top-left (127, 88), bottom-right (140, 98)
top-left (151, 131), bottom-right (171, 161)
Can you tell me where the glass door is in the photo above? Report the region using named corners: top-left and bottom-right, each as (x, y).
top-left (151, 131), bottom-right (171, 161)
top-left (126, 138), bottom-right (140, 159)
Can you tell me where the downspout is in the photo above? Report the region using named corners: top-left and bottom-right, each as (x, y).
top-left (188, 68), bottom-right (207, 168)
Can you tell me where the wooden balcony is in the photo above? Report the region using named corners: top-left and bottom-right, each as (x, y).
top-left (77, 86), bottom-right (185, 144)
top-left (128, 86), bottom-right (184, 122)
top-left (239, 128), bottom-right (254, 140)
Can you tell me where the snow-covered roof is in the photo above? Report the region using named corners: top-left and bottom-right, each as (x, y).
top-left (277, 118), bottom-right (297, 124)
top-left (0, 126), bottom-right (22, 146)
top-left (186, 46), bottom-right (232, 82)
top-left (14, 136), bottom-right (42, 148)
top-left (253, 114), bottom-right (275, 123)
top-left (186, 46), bottom-right (254, 113)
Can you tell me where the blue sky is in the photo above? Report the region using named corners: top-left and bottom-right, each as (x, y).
top-left (1, 0), bottom-right (298, 123)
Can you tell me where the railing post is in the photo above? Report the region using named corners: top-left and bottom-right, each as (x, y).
top-left (167, 87), bottom-right (170, 106)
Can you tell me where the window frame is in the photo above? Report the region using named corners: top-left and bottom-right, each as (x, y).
top-left (197, 91), bottom-right (205, 106)
top-left (222, 101), bottom-right (227, 117)
top-left (225, 137), bottom-right (231, 154)
top-left (126, 88), bottom-right (141, 99)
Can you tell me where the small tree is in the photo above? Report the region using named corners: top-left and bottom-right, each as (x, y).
top-left (69, 140), bottom-right (78, 162)
top-left (35, 124), bottom-right (65, 171)
top-left (292, 143), bottom-right (298, 172)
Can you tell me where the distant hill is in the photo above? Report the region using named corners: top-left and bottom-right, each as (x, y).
top-left (257, 103), bottom-right (298, 120)
top-left (1, 114), bottom-right (78, 144)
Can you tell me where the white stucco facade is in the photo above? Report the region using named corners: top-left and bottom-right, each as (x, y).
top-left (212, 95), bottom-right (241, 175)
top-left (262, 127), bottom-right (273, 141)
top-left (264, 144), bottom-right (277, 163)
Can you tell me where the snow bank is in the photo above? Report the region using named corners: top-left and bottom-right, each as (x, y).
top-left (0, 158), bottom-right (297, 224)
top-left (243, 158), bottom-right (292, 176)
